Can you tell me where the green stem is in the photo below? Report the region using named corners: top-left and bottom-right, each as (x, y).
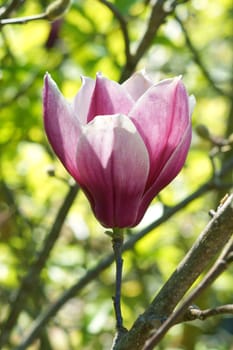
top-left (111, 228), bottom-right (127, 339)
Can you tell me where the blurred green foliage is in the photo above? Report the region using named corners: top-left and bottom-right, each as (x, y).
top-left (0, 0), bottom-right (232, 349)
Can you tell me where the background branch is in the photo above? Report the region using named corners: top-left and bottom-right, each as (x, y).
top-left (0, 183), bottom-right (79, 348)
top-left (0, 0), bottom-right (25, 19)
top-left (0, 74), bottom-right (37, 109)
top-left (120, 0), bottom-right (190, 81)
top-left (175, 14), bottom-right (231, 98)
top-left (98, 0), bottom-right (131, 66)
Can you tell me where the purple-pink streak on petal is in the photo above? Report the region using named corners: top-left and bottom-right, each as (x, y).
top-left (136, 123), bottom-right (192, 224)
top-left (86, 74), bottom-right (134, 123)
top-left (43, 73), bottom-right (81, 180)
top-left (75, 114), bottom-right (149, 228)
top-left (129, 77), bottom-right (190, 188)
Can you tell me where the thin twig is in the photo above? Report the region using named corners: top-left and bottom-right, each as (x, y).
top-left (98, 0), bottom-right (131, 66)
top-left (143, 236), bottom-right (233, 349)
top-left (119, 0), bottom-right (188, 81)
top-left (14, 253), bottom-right (115, 350)
top-left (0, 74), bottom-right (37, 109)
top-left (184, 304), bottom-right (233, 321)
top-left (0, 13), bottom-right (45, 25)
top-left (175, 14), bottom-right (231, 98)
top-left (0, 179), bottom-right (32, 229)
top-left (0, 0), bottom-right (71, 25)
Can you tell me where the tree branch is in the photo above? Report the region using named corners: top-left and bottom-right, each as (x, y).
top-left (115, 194), bottom-right (233, 350)
top-left (143, 235), bottom-right (233, 349)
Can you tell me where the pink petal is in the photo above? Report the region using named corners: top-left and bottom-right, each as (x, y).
top-left (73, 76), bottom-right (96, 124)
top-left (122, 70), bottom-right (153, 100)
top-left (137, 124), bottom-right (192, 223)
top-left (86, 73), bottom-right (134, 123)
top-left (43, 73), bottom-right (81, 179)
top-left (129, 77), bottom-right (190, 187)
top-left (76, 114), bottom-right (149, 228)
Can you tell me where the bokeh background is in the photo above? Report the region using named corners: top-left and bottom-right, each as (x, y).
top-left (0, 0), bottom-right (232, 349)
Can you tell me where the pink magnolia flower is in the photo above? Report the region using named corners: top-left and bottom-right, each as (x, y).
top-left (43, 71), bottom-right (195, 228)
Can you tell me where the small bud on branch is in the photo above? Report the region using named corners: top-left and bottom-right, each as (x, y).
top-left (45, 0), bottom-right (71, 21)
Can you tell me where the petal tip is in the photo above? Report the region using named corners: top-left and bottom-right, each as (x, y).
top-left (189, 95), bottom-right (196, 116)
top-left (44, 73), bottom-right (60, 96)
top-left (44, 72), bottom-right (52, 85)
top-left (96, 71), bottom-right (103, 79)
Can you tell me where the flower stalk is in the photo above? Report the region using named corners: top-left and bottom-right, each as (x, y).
top-left (112, 229), bottom-right (124, 331)
top-left (107, 229), bottom-right (127, 340)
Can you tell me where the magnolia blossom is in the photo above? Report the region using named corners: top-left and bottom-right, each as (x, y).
top-left (43, 71), bottom-right (195, 228)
